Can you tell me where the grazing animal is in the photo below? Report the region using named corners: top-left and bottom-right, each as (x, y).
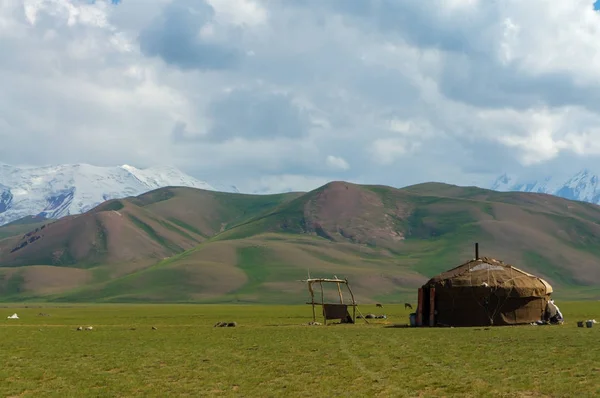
top-left (375, 303), bottom-right (383, 308)
top-left (152, 326), bottom-right (157, 330)
top-left (76, 326), bottom-right (83, 331)
top-left (85, 326), bottom-right (93, 331)
top-left (404, 303), bottom-right (413, 310)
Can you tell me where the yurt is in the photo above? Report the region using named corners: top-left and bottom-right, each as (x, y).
top-left (416, 246), bottom-right (553, 327)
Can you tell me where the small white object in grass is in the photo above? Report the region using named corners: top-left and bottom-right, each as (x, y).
top-left (85, 326), bottom-right (93, 330)
top-left (7, 313), bottom-right (18, 319)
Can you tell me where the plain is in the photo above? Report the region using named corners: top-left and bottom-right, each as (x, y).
top-left (1, 302), bottom-right (599, 397)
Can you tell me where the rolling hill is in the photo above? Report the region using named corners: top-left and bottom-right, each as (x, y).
top-left (2, 181), bottom-right (600, 303)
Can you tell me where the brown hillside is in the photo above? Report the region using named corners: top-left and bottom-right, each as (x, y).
top-left (0, 199), bottom-right (203, 269)
top-left (0, 188), bottom-right (300, 273)
top-left (130, 187), bottom-right (302, 237)
top-left (301, 181), bottom-right (411, 245)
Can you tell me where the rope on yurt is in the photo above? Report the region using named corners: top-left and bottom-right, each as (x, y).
top-left (468, 262), bottom-right (495, 326)
top-left (489, 266), bottom-right (516, 324)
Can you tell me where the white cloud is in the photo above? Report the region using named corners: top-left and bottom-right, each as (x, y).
top-left (370, 139), bottom-right (411, 165)
top-left (242, 174), bottom-right (335, 194)
top-left (325, 155), bottom-right (350, 171)
top-left (2, 0), bottom-right (600, 193)
top-left (206, 0), bottom-right (267, 27)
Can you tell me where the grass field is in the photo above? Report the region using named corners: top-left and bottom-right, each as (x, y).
top-left (1, 303), bottom-right (600, 397)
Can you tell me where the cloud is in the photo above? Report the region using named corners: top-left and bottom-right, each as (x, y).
top-left (325, 155), bottom-right (349, 171)
top-left (240, 174), bottom-right (337, 194)
top-left (2, 0), bottom-right (600, 193)
top-left (138, 0), bottom-right (242, 70)
top-left (203, 87), bottom-right (313, 142)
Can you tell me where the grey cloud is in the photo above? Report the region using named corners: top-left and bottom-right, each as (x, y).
top-left (171, 121), bottom-right (190, 143)
top-left (138, 0), bottom-right (241, 70)
top-left (294, 0), bottom-right (492, 53)
top-left (200, 89), bottom-right (312, 142)
top-left (448, 136), bottom-right (520, 175)
top-left (438, 54), bottom-right (600, 111)
top-left (296, 1), bottom-right (600, 112)
top-left (351, 67), bottom-right (420, 108)
top-left (209, 90), bottom-right (309, 140)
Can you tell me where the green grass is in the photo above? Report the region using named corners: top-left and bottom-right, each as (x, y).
top-left (99, 200), bottom-right (125, 212)
top-left (235, 246), bottom-right (272, 294)
top-left (167, 217), bottom-right (207, 238)
top-left (522, 251), bottom-right (580, 287)
top-left (231, 245), bottom-right (308, 303)
top-left (0, 219), bottom-right (49, 240)
top-left (46, 256), bottom-right (199, 303)
top-left (126, 215), bottom-right (182, 253)
top-left (0, 303), bottom-right (599, 397)
top-left (0, 272), bottom-right (25, 297)
top-left (154, 218), bottom-right (200, 242)
top-left (395, 223), bottom-right (482, 277)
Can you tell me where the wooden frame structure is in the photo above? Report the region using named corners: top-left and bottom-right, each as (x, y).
top-left (303, 277), bottom-right (358, 325)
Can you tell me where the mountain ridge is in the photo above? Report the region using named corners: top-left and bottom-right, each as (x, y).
top-left (0, 163), bottom-right (222, 226)
top-left (2, 181), bottom-right (600, 303)
top-left (491, 169), bottom-right (600, 204)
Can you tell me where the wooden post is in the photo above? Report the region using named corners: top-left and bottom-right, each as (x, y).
top-left (336, 283), bottom-right (344, 303)
top-left (416, 287), bottom-right (423, 326)
top-left (320, 281), bottom-right (325, 325)
top-left (429, 287), bottom-right (436, 327)
top-left (309, 281), bottom-right (316, 322)
top-left (346, 279), bottom-right (357, 323)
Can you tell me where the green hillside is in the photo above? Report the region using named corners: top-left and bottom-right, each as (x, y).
top-left (2, 182), bottom-right (600, 303)
top-left (0, 216), bottom-right (51, 240)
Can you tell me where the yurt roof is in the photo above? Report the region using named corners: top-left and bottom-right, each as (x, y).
top-left (425, 256), bottom-right (553, 294)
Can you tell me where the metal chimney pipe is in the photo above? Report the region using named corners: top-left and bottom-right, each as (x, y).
top-left (475, 242), bottom-right (479, 259)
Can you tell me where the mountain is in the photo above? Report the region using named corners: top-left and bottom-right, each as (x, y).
top-left (2, 181), bottom-right (600, 303)
top-left (491, 169), bottom-right (600, 204)
top-left (0, 163), bottom-right (216, 226)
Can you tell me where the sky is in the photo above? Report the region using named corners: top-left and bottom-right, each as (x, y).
top-left (2, 0), bottom-right (600, 193)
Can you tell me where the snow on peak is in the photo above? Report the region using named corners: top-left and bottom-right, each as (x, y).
top-left (0, 163), bottom-right (216, 226)
top-left (490, 173), bottom-right (517, 191)
top-left (120, 164), bottom-right (214, 191)
top-left (490, 169), bottom-right (600, 204)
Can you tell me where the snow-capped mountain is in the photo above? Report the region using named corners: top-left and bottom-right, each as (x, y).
top-left (490, 169), bottom-right (600, 204)
top-left (0, 163), bottom-right (217, 226)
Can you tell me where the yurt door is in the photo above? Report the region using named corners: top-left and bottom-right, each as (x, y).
top-left (418, 287), bottom-right (433, 327)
